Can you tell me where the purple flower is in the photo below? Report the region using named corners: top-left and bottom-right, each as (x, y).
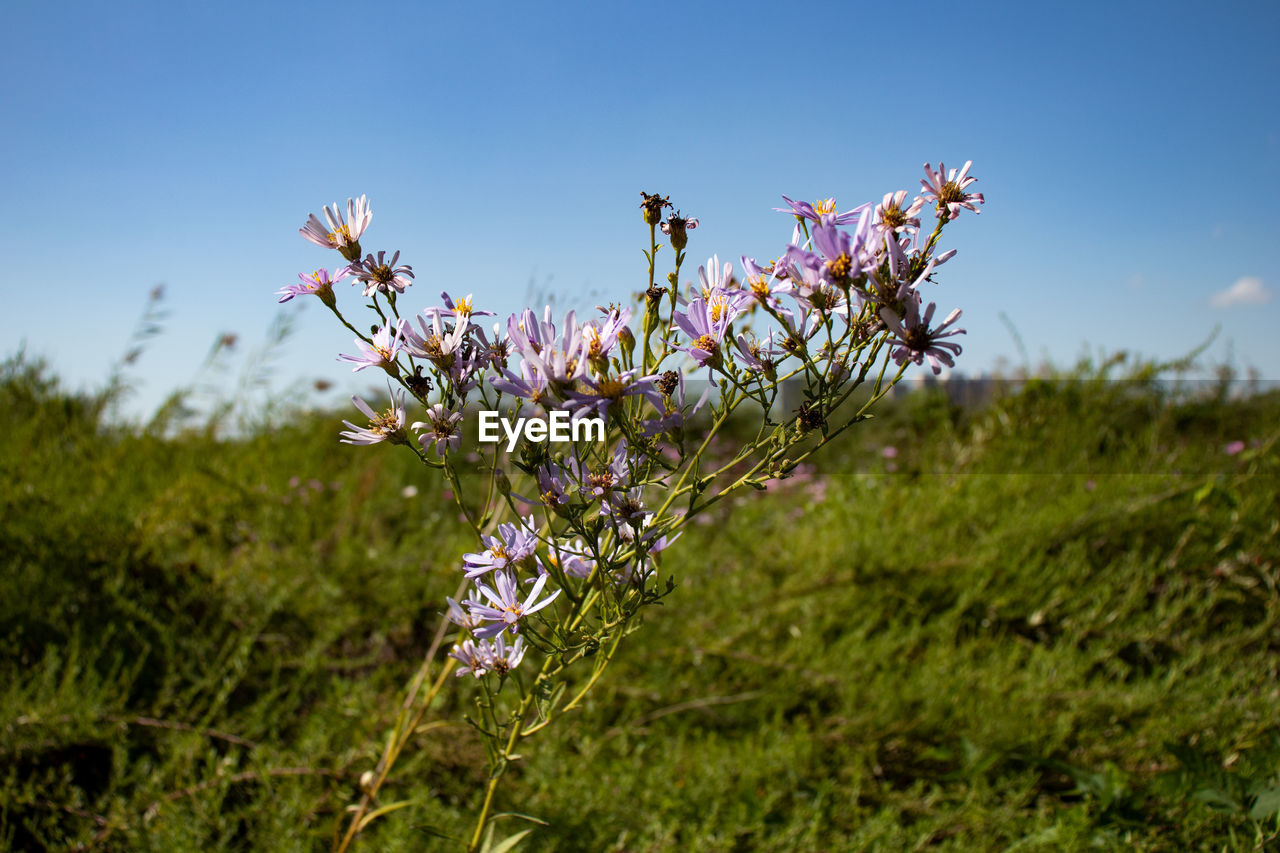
top-left (546, 538), bottom-right (596, 579)
top-left (775, 196), bottom-right (870, 227)
top-left (582, 306), bottom-right (633, 362)
top-left (603, 487), bottom-right (651, 529)
top-left (735, 331), bottom-right (781, 378)
top-left (879, 296), bottom-right (965, 374)
top-left (563, 370), bottom-right (661, 421)
top-left (450, 639), bottom-right (490, 678)
top-left (872, 191), bottom-right (925, 237)
top-left (740, 255), bottom-right (791, 314)
top-left (339, 388), bottom-right (406, 445)
top-left (491, 361), bottom-right (553, 408)
top-left (451, 635), bottom-right (527, 678)
top-left (423, 291), bottom-right (496, 326)
top-left (512, 461), bottom-right (574, 510)
top-left (672, 286), bottom-right (748, 369)
top-left (444, 596), bottom-right (483, 632)
top-left (566, 440), bottom-right (636, 501)
top-left (696, 254), bottom-right (734, 297)
top-left (462, 517), bottom-right (541, 579)
top-left (277, 266), bottom-right (349, 304)
top-left (920, 161), bottom-right (984, 219)
top-left (778, 245), bottom-right (849, 315)
top-left (338, 320), bottom-right (406, 372)
top-left (349, 250), bottom-right (414, 297)
top-left (507, 308), bottom-right (588, 388)
top-left (299, 195), bottom-right (371, 260)
top-left (402, 313), bottom-right (468, 370)
top-left (411, 404), bottom-right (463, 457)
top-left (474, 322), bottom-right (513, 370)
top-left (466, 570), bottom-right (561, 638)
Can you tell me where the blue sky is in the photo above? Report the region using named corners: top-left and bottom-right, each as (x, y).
top-left (4, 0), bottom-right (1278, 418)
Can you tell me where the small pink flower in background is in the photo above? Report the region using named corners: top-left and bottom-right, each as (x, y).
top-left (805, 479), bottom-right (828, 503)
top-left (1085, 479), bottom-right (1097, 492)
top-left (882, 445), bottom-right (898, 459)
top-left (1224, 440), bottom-right (1246, 456)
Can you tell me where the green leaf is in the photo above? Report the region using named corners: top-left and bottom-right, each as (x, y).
top-left (1249, 787), bottom-right (1280, 820)
top-left (483, 828), bottom-right (534, 853)
top-left (355, 799), bottom-right (416, 831)
top-left (489, 811), bottom-right (550, 826)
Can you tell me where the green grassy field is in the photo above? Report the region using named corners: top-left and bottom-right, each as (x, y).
top-left (3, 352), bottom-right (1278, 851)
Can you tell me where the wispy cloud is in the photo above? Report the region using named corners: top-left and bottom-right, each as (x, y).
top-left (1211, 276), bottom-right (1271, 308)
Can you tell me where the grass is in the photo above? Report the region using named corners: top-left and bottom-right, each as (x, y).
top-left (2, 350), bottom-right (1278, 851)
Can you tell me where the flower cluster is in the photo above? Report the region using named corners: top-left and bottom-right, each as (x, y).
top-left (285, 164), bottom-right (985, 846)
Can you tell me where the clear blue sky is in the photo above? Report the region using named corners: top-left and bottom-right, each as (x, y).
top-left (5, 0), bottom-right (1279, 418)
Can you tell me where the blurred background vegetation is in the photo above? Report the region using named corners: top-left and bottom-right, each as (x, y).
top-left (2, 322), bottom-right (1278, 850)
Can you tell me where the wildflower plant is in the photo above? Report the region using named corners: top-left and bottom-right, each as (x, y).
top-left (282, 165), bottom-right (986, 851)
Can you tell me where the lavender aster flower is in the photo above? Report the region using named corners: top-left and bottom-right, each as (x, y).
top-left (671, 286), bottom-right (749, 370)
top-left (511, 461), bottom-right (574, 510)
top-left (466, 570), bottom-right (561, 638)
top-left (879, 297), bottom-right (965, 374)
top-left (582, 306), bottom-right (633, 363)
top-left (546, 538), bottom-right (596, 579)
top-left (411, 404), bottom-right (464, 457)
top-left (775, 196), bottom-right (870, 227)
top-left (462, 517), bottom-right (541, 579)
top-left (563, 370), bottom-right (661, 421)
top-left (920, 161), bottom-right (985, 219)
top-left (339, 388), bottom-right (406, 445)
top-left (872, 191), bottom-right (925, 237)
top-left (349, 250), bottom-right (415, 297)
top-left (338, 320), bottom-right (406, 373)
top-left (277, 266), bottom-right (349, 305)
top-left (485, 634), bottom-right (527, 676)
top-left (491, 361), bottom-right (553, 408)
top-left (450, 639), bottom-right (491, 678)
top-left (299, 195), bottom-right (371, 260)
top-left (423, 291), bottom-right (496, 326)
top-left (402, 312), bottom-right (469, 370)
top-left (444, 596), bottom-right (483, 632)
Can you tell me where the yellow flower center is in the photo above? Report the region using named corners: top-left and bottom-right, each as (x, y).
top-left (813, 198), bottom-right (836, 215)
top-left (327, 224), bottom-right (353, 245)
top-left (694, 334), bottom-right (720, 357)
top-left (370, 409), bottom-right (399, 435)
top-left (584, 327), bottom-right (603, 358)
top-left (939, 181), bottom-right (965, 204)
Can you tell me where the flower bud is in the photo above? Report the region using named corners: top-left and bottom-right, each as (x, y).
top-left (317, 284), bottom-right (337, 310)
top-left (660, 211), bottom-right (698, 251)
top-left (640, 192), bottom-right (671, 226)
top-left (618, 326), bottom-right (635, 357)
